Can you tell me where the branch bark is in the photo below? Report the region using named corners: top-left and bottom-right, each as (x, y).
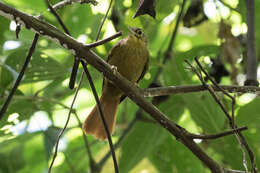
top-left (143, 85), bottom-right (260, 97)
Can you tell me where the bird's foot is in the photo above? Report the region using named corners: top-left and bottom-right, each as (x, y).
top-left (111, 65), bottom-right (118, 75)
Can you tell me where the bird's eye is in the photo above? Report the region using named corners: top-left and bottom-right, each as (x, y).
top-left (136, 30), bottom-right (142, 35)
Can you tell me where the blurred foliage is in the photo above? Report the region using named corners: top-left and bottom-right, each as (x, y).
top-left (0, 0), bottom-right (259, 173)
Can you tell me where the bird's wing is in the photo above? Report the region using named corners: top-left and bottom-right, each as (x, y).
top-left (137, 55), bottom-right (149, 83)
top-left (120, 52), bottom-right (149, 103)
top-left (102, 41), bottom-right (123, 91)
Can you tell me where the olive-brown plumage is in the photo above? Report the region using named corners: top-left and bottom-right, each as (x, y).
top-left (83, 28), bottom-right (149, 140)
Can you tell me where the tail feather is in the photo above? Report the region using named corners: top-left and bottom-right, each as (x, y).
top-left (83, 91), bottom-right (120, 140)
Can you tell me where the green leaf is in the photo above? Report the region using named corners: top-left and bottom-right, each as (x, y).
top-left (149, 136), bottom-right (203, 173)
top-left (119, 121), bottom-right (168, 172)
top-left (182, 93), bottom-right (225, 133)
top-left (3, 0), bottom-right (46, 14)
top-left (119, 95), bottom-right (185, 172)
top-left (0, 145), bottom-right (25, 173)
top-left (0, 17), bottom-right (10, 52)
top-left (61, 5), bottom-right (103, 39)
top-left (0, 64), bottom-right (14, 91)
top-left (18, 133), bottom-right (47, 173)
top-left (4, 49), bottom-right (67, 83)
top-left (0, 91), bottom-right (37, 127)
top-left (43, 126), bottom-right (62, 161)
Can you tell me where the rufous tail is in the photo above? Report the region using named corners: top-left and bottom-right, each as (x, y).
top-left (83, 90), bottom-right (120, 140)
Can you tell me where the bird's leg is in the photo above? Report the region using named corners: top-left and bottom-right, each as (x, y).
top-left (111, 65), bottom-right (118, 75)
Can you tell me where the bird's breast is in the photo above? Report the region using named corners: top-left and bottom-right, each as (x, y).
top-left (111, 40), bottom-right (148, 82)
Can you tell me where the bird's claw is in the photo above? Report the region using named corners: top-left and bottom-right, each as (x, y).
top-left (111, 65), bottom-right (118, 74)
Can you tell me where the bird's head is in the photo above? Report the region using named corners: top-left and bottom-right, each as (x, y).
top-left (128, 27), bottom-right (147, 44)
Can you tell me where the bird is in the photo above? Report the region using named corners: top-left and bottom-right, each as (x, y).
top-left (82, 27), bottom-right (149, 140)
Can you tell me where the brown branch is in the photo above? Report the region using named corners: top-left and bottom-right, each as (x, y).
top-left (86, 31), bottom-right (122, 48)
top-left (95, 0), bottom-right (113, 41)
top-left (52, 0), bottom-right (97, 10)
top-left (143, 85), bottom-right (260, 97)
top-left (187, 126), bottom-right (248, 140)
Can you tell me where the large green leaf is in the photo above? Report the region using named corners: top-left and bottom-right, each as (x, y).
top-left (3, 49), bottom-right (68, 83)
top-left (0, 17), bottom-right (10, 53)
top-left (60, 4), bottom-right (103, 39)
top-left (182, 92), bottom-right (225, 133)
top-left (119, 95), bottom-right (185, 172)
top-left (209, 98), bottom-right (260, 170)
top-left (149, 135), bottom-right (204, 173)
top-left (43, 126), bottom-right (62, 161)
top-left (119, 121), bottom-right (167, 172)
top-left (0, 89), bottom-right (37, 127)
top-left (0, 145), bottom-right (25, 173)
top-left (3, 0), bottom-right (46, 14)
top-left (0, 132), bottom-right (40, 173)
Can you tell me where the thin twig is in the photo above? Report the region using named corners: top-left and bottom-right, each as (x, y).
top-left (48, 72), bottom-right (84, 173)
top-left (86, 31), bottom-right (122, 48)
top-left (81, 60), bottom-right (119, 173)
top-left (194, 58), bottom-right (250, 172)
top-left (224, 169), bottom-right (250, 173)
top-left (143, 85), bottom-right (260, 97)
top-left (187, 126), bottom-right (248, 140)
top-left (185, 59), bottom-right (233, 123)
top-left (52, 0), bottom-right (97, 10)
top-left (0, 34), bottom-right (39, 120)
top-left (95, 0), bottom-right (113, 41)
top-left (44, 127), bottom-right (76, 173)
top-left (45, 0), bottom-right (71, 35)
top-left (194, 57), bottom-right (236, 125)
